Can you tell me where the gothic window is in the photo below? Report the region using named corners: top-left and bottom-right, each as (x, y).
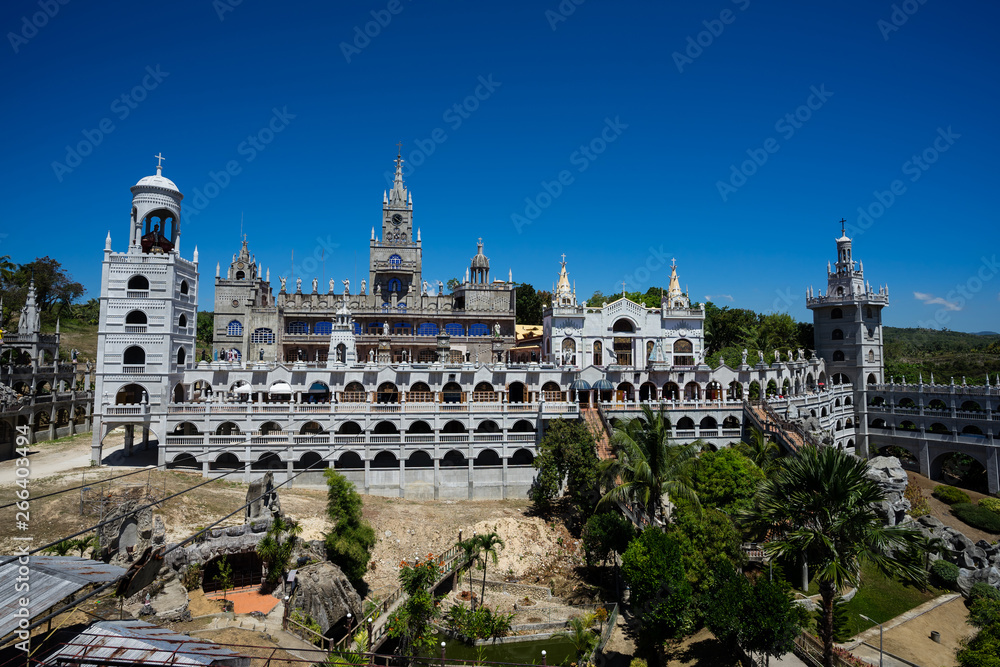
top-left (235, 271), bottom-right (245, 280)
top-left (314, 321), bottom-right (332, 335)
top-left (178, 313), bottom-right (187, 328)
top-left (836, 287), bottom-right (844, 296)
top-left (831, 308), bottom-right (843, 319)
top-left (227, 320), bottom-right (243, 336)
top-left (469, 323), bottom-right (489, 336)
top-left (646, 341), bottom-right (654, 359)
top-left (177, 347), bottom-right (186, 367)
top-left (287, 321), bottom-right (308, 334)
top-left (180, 281), bottom-right (189, 295)
top-left (387, 278), bottom-right (401, 292)
top-left (382, 302), bottom-right (391, 313)
top-left (868, 350), bottom-right (875, 362)
top-left (127, 275), bottom-right (149, 291)
top-left (389, 254), bottom-right (402, 268)
top-left (417, 322), bottom-right (439, 336)
top-left (593, 340), bottom-right (602, 363)
top-left (397, 303), bottom-right (407, 312)
top-left (250, 327), bottom-right (275, 344)
top-left (445, 323), bottom-right (465, 336)
top-left (833, 350), bottom-right (845, 361)
top-left (831, 329), bottom-right (843, 340)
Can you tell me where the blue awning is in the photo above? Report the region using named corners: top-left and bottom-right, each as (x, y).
top-left (593, 379), bottom-right (615, 390)
top-left (569, 379), bottom-right (591, 391)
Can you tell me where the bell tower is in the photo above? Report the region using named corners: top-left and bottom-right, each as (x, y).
top-left (369, 146), bottom-right (422, 301)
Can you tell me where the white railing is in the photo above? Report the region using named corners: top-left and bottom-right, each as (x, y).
top-left (124, 325), bottom-right (147, 333)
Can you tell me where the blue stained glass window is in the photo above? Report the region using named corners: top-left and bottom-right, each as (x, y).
top-left (287, 321), bottom-right (308, 334)
top-left (389, 254), bottom-right (402, 268)
top-left (417, 322), bottom-right (439, 336)
top-left (445, 323), bottom-right (465, 336)
top-left (227, 320), bottom-right (243, 336)
top-left (469, 323), bottom-right (489, 336)
top-left (314, 322), bottom-right (332, 335)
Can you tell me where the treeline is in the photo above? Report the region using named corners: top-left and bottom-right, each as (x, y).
top-left (0, 255), bottom-right (93, 328)
top-left (883, 327), bottom-right (1000, 383)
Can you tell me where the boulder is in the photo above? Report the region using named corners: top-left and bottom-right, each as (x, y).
top-left (917, 515), bottom-right (944, 529)
top-left (290, 562), bottom-right (362, 634)
top-left (958, 566), bottom-right (1000, 597)
top-left (865, 457), bottom-right (910, 526)
top-left (246, 472), bottom-right (281, 523)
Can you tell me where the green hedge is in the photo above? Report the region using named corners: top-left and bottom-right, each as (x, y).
top-left (979, 497), bottom-right (1000, 515)
top-left (933, 485), bottom-right (971, 505)
top-left (969, 582), bottom-right (1000, 602)
top-left (951, 503), bottom-right (1000, 533)
top-left (931, 559), bottom-right (959, 588)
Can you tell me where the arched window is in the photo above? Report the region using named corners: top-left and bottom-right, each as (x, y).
top-left (868, 350), bottom-right (874, 362)
top-left (235, 270), bottom-right (245, 280)
top-left (833, 350), bottom-right (845, 361)
top-left (127, 275), bottom-right (149, 291)
top-left (287, 321), bottom-right (308, 334)
top-left (445, 323), bottom-right (465, 336)
top-left (178, 313), bottom-right (187, 328)
top-left (125, 310), bottom-right (147, 325)
top-left (831, 308), bottom-right (843, 319)
top-left (250, 327), bottom-right (275, 344)
top-left (227, 320), bottom-right (243, 336)
top-left (387, 278), bottom-right (401, 292)
top-left (831, 329), bottom-right (843, 340)
top-left (612, 318), bottom-right (635, 333)
top-left (417, 322), bottom-right (439, 336)
top-left (314, 321), bottom-right (332, 335)
top-left (388, 254), bottom-right (402, 268)
top-left (177, 347), bottom-right (186, 366)
top-left (123, 346), bottom-right (145, 366)
top-left (180, 281), bottom-right (189, 295)
top-left (593, 340), bottom-right (602, 363)
top-left (469, 323), bottom-right (489, 336)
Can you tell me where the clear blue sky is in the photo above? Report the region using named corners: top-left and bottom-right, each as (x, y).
top-left (2, 0), bottom-right (998, 331)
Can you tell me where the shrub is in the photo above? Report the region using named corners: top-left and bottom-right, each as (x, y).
top-left (181, 564), bottom-right (202, 591)
top-left (952, 503), bottom-right (1000, 533)
top-left (444, 603), bottom-right (514, 641)
top-left (969, 582), bottom-right (1000, 602)
top-left (904, 483), bottom-right (931, 518)
top-left (979, 497), bottom-right (1000, 515)
top-left (933, 485), bottom-right (971, 505)
top-left (931, 559), bottom-right (959, 588)
top-left (629, 659), bottom-right (648, 667)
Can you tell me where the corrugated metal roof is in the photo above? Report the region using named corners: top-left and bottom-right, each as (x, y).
top-left (43, 620), bottom-right (251, 667)
top-left (0, 557), bottom-right (125, 634)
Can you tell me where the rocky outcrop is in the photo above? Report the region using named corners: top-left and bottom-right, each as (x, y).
top-left (246, 472), bottom-right (281, 522)
top-left (162, 519), bottom-right (271, 576)
top-left (290, 561), bottom-right (362, 634)
top-left (865, 456), bottom-right (910, 526)
top-left (99, 499), bottom-right (155, 569)
top-left (911, 511), bottom-right (1000, 596)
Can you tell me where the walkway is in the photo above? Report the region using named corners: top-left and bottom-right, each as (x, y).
top-left (744, 401), bottom-right (811, 453)
top-left (583, 407), bottom-right (613, 459)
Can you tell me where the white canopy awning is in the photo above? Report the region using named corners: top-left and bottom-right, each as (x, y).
top-left (269, 382), bottom-right (292, 394)
top-left (233, 384), bottom-right (253, 395)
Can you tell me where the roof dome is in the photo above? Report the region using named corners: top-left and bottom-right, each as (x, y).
top-left (471, 240), bottom-right (490, 268)
top-left (134, 173), bottom-right (179, 191)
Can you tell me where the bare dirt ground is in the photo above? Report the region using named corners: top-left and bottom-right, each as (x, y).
top-left (852, 596), bottom-right (972, 667)
top-left (907, 471), bottom-right (1000, 543)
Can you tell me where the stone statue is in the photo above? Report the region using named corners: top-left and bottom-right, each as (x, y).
top-left (788, 349), bottom-right (795, 363)
top-left (368, 349), bottom-right (374, 362)
top-left (422, 280), bottom-right (429, 295)
top-left (758, 350), bottom-right (764, 364)
top-left (383, 321), bottom-right (389, 333)
top-left (279, 276), bottom-right (287, 292)
top-left (373, 282), bottom-right (380, 295)
top-left (494, 322), bottom-right (501, 337)
top-left (295, 277), bottom-right (302, 292)
top-left (437, 280), bottom-right (443, 294)
top-left (773, 349), bottom-right (780, 363)
top-left (741, 348), bottom-right (748, 365)
top-left (342, 279), bottom-right (350, 295)
top-left (797, 348), bottom-right (805, 361)
top-left (360, 279), bottom-right (367, 294)
top-left (312, 278), bottom-right (318, 293)
top-left (329, 279), bottom-right (335, 292)
top-left (86, 360), bottom-right (93, 373)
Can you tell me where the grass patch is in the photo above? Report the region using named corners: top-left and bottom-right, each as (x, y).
top-left (841, 562), bottom-right (946, 636)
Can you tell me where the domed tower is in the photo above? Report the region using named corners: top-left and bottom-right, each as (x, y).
top-left (92, 155), bottom-right (199, 466)
top-left (470, 239), bottom-right (490, 284)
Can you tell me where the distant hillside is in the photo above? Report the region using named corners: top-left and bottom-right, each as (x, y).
top-left (883, 327), bottom-right (1000, 383)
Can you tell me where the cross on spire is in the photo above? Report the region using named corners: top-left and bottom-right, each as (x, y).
top-left (154, 152), bottom-right (165, 175)
top-left (622, 280), bottom-right (626, 295)
top-left (671, 257), bottom-right (676, 267)
top-left (396, 141), bottom-right (402, 157)
top-left (560, 253), bottom-right (566, 264)
top-left (840, 218), bottom-right (846, 235)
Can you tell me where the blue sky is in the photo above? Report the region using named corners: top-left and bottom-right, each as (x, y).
top-left (1, 0), bottom-right (998, 331)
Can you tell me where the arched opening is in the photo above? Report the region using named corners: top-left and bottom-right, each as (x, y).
top-left (407, 420), bottom-right (432, 433)
top-left (593, 340), bottom-right (603, 365)
top-left (442, 420), bottom-right (467, 433)
top-left (371, 451), bottom-right (398, 469)
top-left (337, 421), bottom-right (362, 434)
top-left (475, 420), bottom-right (500, 433)
top-left (612, 318), bottom-right (635, 333)
top-left (252, 452), bottom-right (283, 470)
top-left (867, 373), bottom-right (877, 385)
top-left (509, 449), bottom-right (534, 466)
top-left (928, 399), bottom-right (948, 411)
top-left (928, 423), bottom-right (950, 434)
top-left (765, 380), bottom-right (779, 398)
top-left (211, 452), bottom-right (241, 471)
top-left (676, 416), bottom-right (695, 431)
top-left (343, 382), bottom-right (366, 402)
top-left (898, 420), bottom-right (917, 431)
top-left (172, 383), bottom-right (186, 403)
top-left (180, 280), bottom-right (189, 295)
top-left (178, 313), bottom-right (188, 329)
top-left (662, 382), bottom-right (680, 401)
top-left (441, 450), bottom-right (467, 467)
top-left (442, 382), bottom-right (463, 404)
top-left (781, 379), bottom-right (791, 397)
top-left (748, 381), bottom-right (761, 400)
top-left (962, 425), bottom-right (984, 436)
top-left (638, 382), bottom-right (657, 402)
top-left (167, 453), bottom-right (199, 470)
top-left (699, 416), bottom-right (718, 430)
top-left (832, 373), bottom-right (851, 386)
top-left (335, 452), bottom-right (364, 469)
top-left (617, 382), bottom-right (635, 402)
top-left (831, 329), bottom-right (843, 340)
top-left (899, 397), bottom-right (916, 408)
top-left (406, 450), bottom-right (434, 468)
top-left (409, 382), bottom-right (432, 402)
top-left (173, 422), bottom-right (200, 435)
top-left (300, 421), bottom-right (324, 435)
top-left (832, 350), bottom-right (845, 362)
top-left (115, 383), bottom-right (147, 405)
top-left (474, 449), bottom-right (502, 467)
top-left (511, 420), bottom-right (535, 432)
top-left (372, 421), bottom-right (398, 434)
top-left (831, 308), bottom-right (843, 319)
top-left (684, 382), bottom-right (701, 401)
top-left (127, 275), bottom-right (149, 291)
top-left (869, 419), bottom-right (886, 429)
top-left (125, 310), bottom-right (147, 326)
top-left (176, 346), bottom-right (186, 368)
top-left (508, 382), bottom-right (526, 403)
top-left (305, 382), bottom-right (331, 403)
top-left (961, 400), bottom-right (983, 412)
top-left (931, 452), bottom-right (987, 493)
top-left (259, 421), bottom-right (282, 435)
top-left (376, 382), bottom-right (400, 403)
top-left (728, 381), bottom-right (743, 400)
top-left (867, 350), bottom-right (875, 363)
top-left (216, 422), bottom-right (240, 435)
top-left (122, 346), bottom-right (146, 367)
top-left (673, 339), bottom-right (694, 366)
top-left (722, 416), bottom-right (740, 429)
top-left (202, 552), bottom-right (262, 593)
top-left (706, 381), bottom-right (723, 401)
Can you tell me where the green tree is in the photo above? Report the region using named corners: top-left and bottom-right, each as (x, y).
top-left (740, 445), bottom-right (925, 667)
top-left (197, 311), bottom-right (215, 346)
top-left (457, 537), bottom-right (480, 600)
top-left (529, 418), bottom-right (600, 517)
top-left (734, 427), bottom-right (782, 478)
top-left (387, 557), bottom-right (443, 656)
top-left (476, 532), bottom-right (504, 604)
top-left (515, 283), bottom-right (543, 325)
top-left (582, 511), bottom-right (636, 599)
top-left (553, 614), bottom-right (599, 663)
top-left (704, 304), bottom-right (760, 354)
top-left (217, 556), bottom-right (234, 602)
top-left (598, 405), bottom-right (700, 525)
top-left (621, 528), bottom-right (692, 666)
top-left (256, 515), bottom-right (302, 591)
top-left (323, 469), bottom-right (376, 585)
top-left (690, 448), bottom-right (765, 513)
top-left (14, 256), bottom-right (85, 317)
top-left (71, 534), bottom-right (97, 557)
top-left (957, 598), bottom-right (1000, 667)
top-left (665, 502), bottom-right (743, 597)
top-left (446, 278), bottom-right (460, 293)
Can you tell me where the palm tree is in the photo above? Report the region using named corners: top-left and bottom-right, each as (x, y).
top-left (735, 427), bottom-right (782, 477)
top-left (45, 540), bottom-right (74, 556)
top-left (476, 532), bottom-right (504, 605)
top-left (70, 535), bottom-right (97, 557)
top-left (739, 445), bottom-right (925, 667)
top-left (458, 536), bottom-right (480, 601)
top-left (597, 405), bottom-right (701, 525)
top-left (553, 614), bottom-right (598, 663)
top-left (256, 515), bottom-right (303, 590)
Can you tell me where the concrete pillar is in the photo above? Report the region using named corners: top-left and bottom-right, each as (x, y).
top-left (398, 457), bottom-right (405, 498)
top-left (287, 459), bottom-right (294, 489)
top-left (918, 440), bottom-right (931, 479)
top-left (987, 448), bottom-right (999, 495)
top-left (141, 427), bottom-right (149, 451)
top-left (203, 460), bottom-right (210, 476)
top-left (364, 456), bottom-right (371, 495)
top-left (124, 424), bottom-right (134, 457)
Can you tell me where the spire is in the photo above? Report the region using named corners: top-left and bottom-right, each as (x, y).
top-left (216, 262), bottom-right (220, 278)
top-left (371, 227), bottom-right (375, 241)
top-left (105, 230), bottom-right (112, 251)
top-left (389, 145), bottom-right (408, 206)
top-left (266, 267), bottom-right (270, 281)
top-left (193, 246), bottom-right (199, 263)
top-left (417, 228), bottom-right (421, 242)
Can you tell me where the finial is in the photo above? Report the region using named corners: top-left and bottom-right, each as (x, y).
top-left (154, 152), bottom-right (165, 175)
top-left (839, 217), bottom-right (846, 236)
top-left (396, 141), bottom-right (402, 158)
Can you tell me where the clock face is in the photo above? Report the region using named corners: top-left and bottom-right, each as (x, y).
top-left (232, 299), bottom-right (239, 307)
top-left (237, 262), bottom-right (245, 269)
top-left (392, 214), bottom-right (403, 226)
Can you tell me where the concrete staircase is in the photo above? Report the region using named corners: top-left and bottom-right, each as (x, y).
top-left (583, 407), bottom-right (613, 459)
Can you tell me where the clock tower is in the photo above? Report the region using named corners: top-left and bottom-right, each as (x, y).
top-left (369, 148), bottom-right (422, 302)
